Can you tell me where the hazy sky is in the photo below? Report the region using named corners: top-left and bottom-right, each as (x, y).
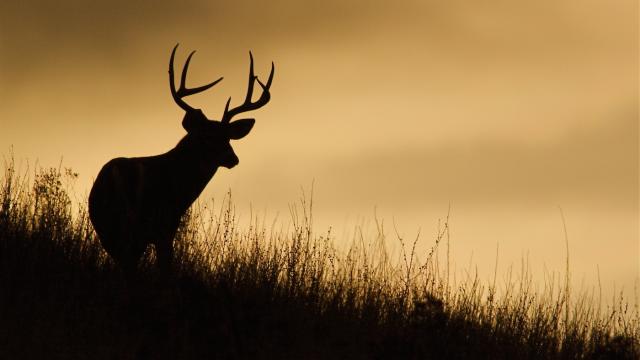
top-left (1, 1), bottom-right (637, 299)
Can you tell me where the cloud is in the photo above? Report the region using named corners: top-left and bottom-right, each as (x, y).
top-left (1, 0), bottom-right (636, 212)
top-left (0, 0), bottom-right (390, 65)
top-left (287, 113), bottom-right (638, 209)
top-left (0, 0), bottom-right (405, 96)
top-left (2, 0), bottom-right (634, 95)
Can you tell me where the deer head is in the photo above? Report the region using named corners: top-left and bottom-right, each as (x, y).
top-left (168, 44), bottom-right (274, 168)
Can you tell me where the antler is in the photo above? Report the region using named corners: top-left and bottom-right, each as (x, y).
top-left (221, 52), bottom-right (275, 124)
top-left (169, 44), bottom-right (223, 112)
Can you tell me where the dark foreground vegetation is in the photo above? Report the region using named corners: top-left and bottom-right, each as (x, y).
top-left (0, 160), bottom-right (638, 359)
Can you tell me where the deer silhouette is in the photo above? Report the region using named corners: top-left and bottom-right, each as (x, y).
top-left (89, 44), bottom-right (274, 277)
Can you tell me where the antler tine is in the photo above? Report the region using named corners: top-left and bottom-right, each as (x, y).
top-left (180, 51), bottom-right (196, 92)
top-left (169, 44), bottom-right (186, 110)
top-left (169, 43), bottom-right (223, 112)
top-left (223, 97), bottom-right (232, 116)
top-left (256, 61), bottom-right (275, 91)
top-left (244, 52), bottom-right (256, 104)
top-left (222, 52), bottom-right (274, 123)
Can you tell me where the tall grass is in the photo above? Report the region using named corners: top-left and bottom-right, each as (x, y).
top-left (0, 158), bottom-right (638, 359)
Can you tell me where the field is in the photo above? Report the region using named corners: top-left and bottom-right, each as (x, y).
top-left (0, 160), bottom-right (638, 359)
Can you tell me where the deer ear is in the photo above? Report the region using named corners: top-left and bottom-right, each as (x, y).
top-left (182, 116), bottom-right (197, 133)
top-left (227, 118), bottom-right (255, 139)
top-left (182, 110), bottom-right (207, 133)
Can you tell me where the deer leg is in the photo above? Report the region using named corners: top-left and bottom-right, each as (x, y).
top-left (117, 241), bottom-right (145, 283)
top-left (155, 238), bottom-right (174, 279)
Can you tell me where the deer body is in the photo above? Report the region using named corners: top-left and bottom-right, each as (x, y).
top-left (89, 145), bottom-right (216, 275)
top-left (89, 44), bottom-right (274, 276)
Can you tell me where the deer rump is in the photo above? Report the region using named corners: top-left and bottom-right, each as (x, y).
top-left (89, 156), bottom-right (196, 272)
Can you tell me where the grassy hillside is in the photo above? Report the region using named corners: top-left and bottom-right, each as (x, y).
top-left (0, 160), bottom-right (638, 359)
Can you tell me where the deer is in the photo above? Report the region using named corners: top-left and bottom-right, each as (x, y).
top-left (88, 44), bottom-right (274, 278)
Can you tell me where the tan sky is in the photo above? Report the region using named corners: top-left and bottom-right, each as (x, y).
top-left (1, 0), bottom-right (638, 299)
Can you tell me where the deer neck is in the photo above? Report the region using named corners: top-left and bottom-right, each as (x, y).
top-left (167, 136), bottom-right (220, 204)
